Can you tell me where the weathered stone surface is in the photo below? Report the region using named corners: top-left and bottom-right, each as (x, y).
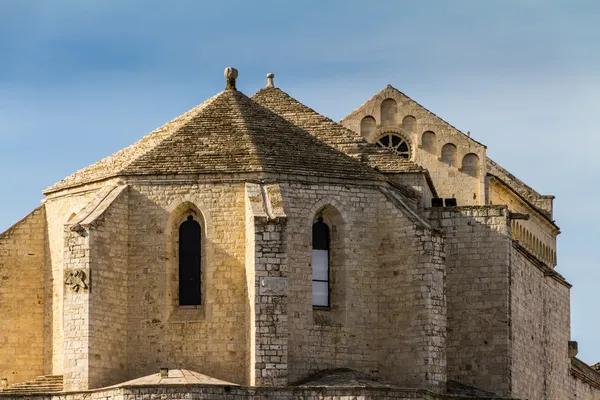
top-left (0, 72), bottom-right (597, 400)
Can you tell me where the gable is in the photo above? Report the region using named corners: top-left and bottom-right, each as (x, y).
top-left (340, 85), bottom-right (487, 206)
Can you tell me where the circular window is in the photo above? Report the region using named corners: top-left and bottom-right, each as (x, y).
top-left (376, 133), bottom-right (410, 158)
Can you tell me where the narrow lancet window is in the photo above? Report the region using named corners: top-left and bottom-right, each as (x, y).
top-left (179, 215), bottom-right (201, 305)
top-left (312, 217), bottom-right (330, 307)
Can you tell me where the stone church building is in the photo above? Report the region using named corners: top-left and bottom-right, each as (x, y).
top-left (1, 68), bottom-right (599, 399)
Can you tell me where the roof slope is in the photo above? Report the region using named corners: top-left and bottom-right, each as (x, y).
top-left (111, 369), bottom-right (236, 387)
top-left (252, 87), bottom-right (424, 174)
top-left (45, 89), bottom-right (384, 193)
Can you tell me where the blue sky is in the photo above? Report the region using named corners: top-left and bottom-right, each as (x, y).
top-left (1, 1), bottom-right (599, 363)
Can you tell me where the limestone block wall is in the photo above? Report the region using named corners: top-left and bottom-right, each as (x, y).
top-left (281, 181), bottom-right (446, 389)
top-left (490, 179), bottom-right (558, 267)
top-left (43, 183), bottom-right (105, 375)
top-left (0, 207), bottom-right (46, 386)
top-left (570, 358), bottom-right (600, 399)
top-left (425, 206), bottom-right (512, 396)
top-left (0, 384), bottom-right (520, 400)
top-left (125, 182), bottom-right (248, 385)
top-left (62, 219), bottom-right (91, 390)
top-left (376, 190), bottom-right (446, 388)
top-left (571, 376), bottom-right (600, 400)
top-left (252, 216), bottom-right (288, 386)
top-left (509, 245), bottom-right (571, 399)
top-left (87, 188), bottom-right (129, 388)
top-left (340, 86), bottom-right (486, 207)
top-left (387, 173), bottom-right (434, 209)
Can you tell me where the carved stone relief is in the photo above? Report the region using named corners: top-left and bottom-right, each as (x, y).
top-left (64, 269), bottom-right (90, 293)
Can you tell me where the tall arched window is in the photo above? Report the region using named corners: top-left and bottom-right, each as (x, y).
top-left (312, 217), bottom-right (330, 307)
top-left (179, 215), bottom-right (201, 305)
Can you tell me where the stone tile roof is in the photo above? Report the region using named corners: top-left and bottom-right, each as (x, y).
top-left (293, 368), bottom-right (399, 388)
top-left (111, 369), bottom-right (237, 387)
top-left (45, 89), bottom-right (385, 193)
top-left (251, 87), bottom-right (425, 174)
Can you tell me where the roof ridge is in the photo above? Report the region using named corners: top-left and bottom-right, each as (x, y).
top-left (252, 87), bottom-right (425, 174)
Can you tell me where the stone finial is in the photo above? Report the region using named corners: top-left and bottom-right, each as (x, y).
top-left (224, 67), bottom-right (238, 90)
top-left (266, 72), bottom-right (275, 88)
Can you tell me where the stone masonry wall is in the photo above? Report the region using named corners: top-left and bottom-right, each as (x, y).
top-left (425, 206), bottom-right (512, 396)
top-left (281, 182), bottom-right (446, 389)
top-left (0, 207), bottom-right (46, 386)
top-left (340, 86), bottom-right (487, 207)
top-left (125, 183), bottom-right (248, 385)
top-left (252, 215), bottom-right (288, 386)
top-left (570, 358), bottom-right (600, 399)
top-left (62, 217), bottom-right (91, 390)
top-left (44, 185), bottom-right (103, 376)
top-left (510, 245), bottom-right (571, 399)
top-left (490, 179), bottom-right (557, 266)
top-left (376, 190), bottom-right (446, 389)
top-left (0, 384), bottom-right (517, 400)
top-left (88, 188), bottom-right (129, 388)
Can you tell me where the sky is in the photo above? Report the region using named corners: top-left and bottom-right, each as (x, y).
top-left (1, 0), bottom-right (599, 363)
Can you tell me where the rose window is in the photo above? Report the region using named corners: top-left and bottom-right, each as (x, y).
top-left (376, 134), bottom-right (410, 158)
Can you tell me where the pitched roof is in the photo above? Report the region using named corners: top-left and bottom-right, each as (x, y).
top-left (251, 87), bottom-right (425, 174)
top-left (45, 89), bottom-right (385, 193)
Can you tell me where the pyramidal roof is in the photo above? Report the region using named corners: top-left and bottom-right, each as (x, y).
top-left (45, 75), bottom-right (384, 193)
top-left (252, 87), bottom-right (424, 174)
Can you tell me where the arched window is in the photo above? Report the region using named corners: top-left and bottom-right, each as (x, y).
top-left (376, 133), bottom-right (410, 158)
top-left (179, 215), bottom-right (201, 305)
top-left (312, 217), bottom-right (330, 307)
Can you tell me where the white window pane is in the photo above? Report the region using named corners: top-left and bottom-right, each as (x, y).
top-left (312, 249), bottom-right (329, 281)
top-left (312, 281), bottom-right (328, 306)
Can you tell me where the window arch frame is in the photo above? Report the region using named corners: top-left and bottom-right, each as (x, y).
top-left (307, 202), bottom-right (347, 320)
top-left (375, 132), bottom-right (411, 159)
top-left (178, 214), bottom-right (202, 306)
top-left (165, 199), bottom-right (210, 320)
top-left (312, 216), bottom-right (331, 308)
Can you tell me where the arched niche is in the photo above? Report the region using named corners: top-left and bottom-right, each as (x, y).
top-left (422, 131), bottom-right (436, 153)
top-left (441, 143), bottom-right (457, 166)
top-left (402, 115), bottom-right (417, 134)
top-left (381, 98), bottom-right (399, 127)
top-left (461, 153), bottom-right (480, 177)
top-left (360, 116), bottom-right (376, 138)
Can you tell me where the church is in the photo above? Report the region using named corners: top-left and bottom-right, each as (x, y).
top-left (1, 67), bottom-right (599, 399)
